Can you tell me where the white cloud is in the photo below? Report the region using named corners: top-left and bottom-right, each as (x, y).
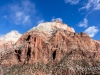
top-left (51, 18), bottom-right (63, 22)
top-left (2, 0), bottom-right (42, 26)
top-left (16, 12), bottom-right (23, 18)
top-left (37, 20), bottom-right (44, 24)
top-left (8, 1), bottom-right (35, 25)
top-left (3, 15), bottom-right (7, 19)
top-left (23, 15), bottom-right (31, 24)
top-left (78, 18), bottom-right (88, 28)
top-left (84, 26), bottom-right (99, 37)
top-left (65, 0), bottom-right (80, 5)
top-left (80, 0), bottom-right (100, 11)
top-left (0, 34), bottom-right (3, 37)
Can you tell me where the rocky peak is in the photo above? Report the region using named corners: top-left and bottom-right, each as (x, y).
top-left (29, 21), bottom-right (75, 34)
top-left (0, 30), bottom-right (22, 49)
top-left (0, 30), bottom-right (22, 43)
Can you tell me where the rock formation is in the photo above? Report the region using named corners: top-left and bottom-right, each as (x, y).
top-left (0, 30), bottom-right (22, 50)
top-left (0, 21), bottom-right (100, 75)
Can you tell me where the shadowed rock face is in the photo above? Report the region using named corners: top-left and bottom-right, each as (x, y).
top-left (0, 21), bottom-right (100, 75)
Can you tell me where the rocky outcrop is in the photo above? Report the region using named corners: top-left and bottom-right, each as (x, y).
top-left (29, 21), bottom-right (75, 33)
top-left (0, 30), bottom-right (22, 50)
top-left (0, 21), bottom-right (100, 75)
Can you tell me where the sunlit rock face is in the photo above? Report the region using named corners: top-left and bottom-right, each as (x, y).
top-left (0, 21), bottom-right (100, 75)
top-left (29, 21), bottom-right (75, 33)
top-left (0, 30), bottom-right (22, 50)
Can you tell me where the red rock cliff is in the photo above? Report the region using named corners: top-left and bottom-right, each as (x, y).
top-left (0, 21), bottom-right (100, 75)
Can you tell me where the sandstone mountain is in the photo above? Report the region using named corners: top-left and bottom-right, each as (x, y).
top-left (0, 30), bottom-right (22, 50)
top-left (0, 21), bottom-right (100, 75)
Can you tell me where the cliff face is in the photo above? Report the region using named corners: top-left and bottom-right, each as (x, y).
top-left (0, 21), bottom-right (100, 75)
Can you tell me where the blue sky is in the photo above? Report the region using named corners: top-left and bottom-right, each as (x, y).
top-left (0, 0), bottom-right (100, 40)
